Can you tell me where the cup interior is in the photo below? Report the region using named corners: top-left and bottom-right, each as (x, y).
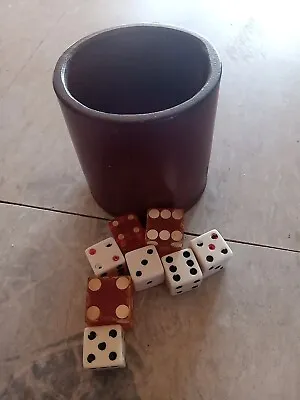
top-left (65, 26), bottom-right (211, 115)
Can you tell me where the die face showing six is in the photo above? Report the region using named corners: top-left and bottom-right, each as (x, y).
top-left (161, 249), bottom-right (203, 295)
top-left (109, 214), bottom-right (146, 254)
top-left (190, 229), bottom-right (233, 277)
top-left (85, 237), bottom-right (126, 277)
top-left (125, 245), bottom-right (165, 291)
top-left (145, 208), bottom-right (184, 257)
top-left (86, 276), bottom-right (133, 330)
top-left (83, 325), bottom-right (126, 369)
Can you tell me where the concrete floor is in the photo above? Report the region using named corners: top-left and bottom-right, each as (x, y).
top-left (0, 0), bottom-right (300, 399)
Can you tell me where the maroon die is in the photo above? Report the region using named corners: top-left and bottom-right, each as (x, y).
top-left (85, 276), bottom-right (134, 330)
top-left (145, 208), bottom-right (184, 256)
top-left (109, 214), bottom-right (146, 254)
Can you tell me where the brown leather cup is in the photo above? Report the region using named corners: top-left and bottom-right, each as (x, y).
top-left (53, 25), bottom-right (221, 216)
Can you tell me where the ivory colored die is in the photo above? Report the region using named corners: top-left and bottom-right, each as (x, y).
top-left (85, 237), bottom-right (126, 277)
top-left (83, 325), bottom-right (126, 369)
top-left (190, 229), bottom-right (233, 277)
top-left (125, 245), bottom-right (164, 291)
top-left (161, 249), bottom-right (203, 295)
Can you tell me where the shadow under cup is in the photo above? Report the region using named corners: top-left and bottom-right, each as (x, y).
top-left (53, 25), bottom-right (222, 216)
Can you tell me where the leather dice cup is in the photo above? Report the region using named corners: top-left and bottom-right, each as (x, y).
top-left (53, 25), bottom-right (221, 215)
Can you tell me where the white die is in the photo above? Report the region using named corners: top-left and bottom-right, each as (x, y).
top-left (83, 325), bottom-right (126, 369)
top-left (190, 229), bottom-right (233, 277)
top-left (125, 245), bottom-right (164, 291)
top-left (85, 237), bottom-right (125, 277)
top-left (161, 249), bottom-right (203, 295)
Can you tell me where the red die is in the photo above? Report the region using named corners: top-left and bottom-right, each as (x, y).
top-left (85, 276), bottom-right (133, 330)
top-left (109, 214), bottom-right (146, 254)
top-left (145, 208), bottom-right (184, 256)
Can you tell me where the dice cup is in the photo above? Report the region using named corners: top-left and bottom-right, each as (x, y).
top-left (53, 24), bottom-right (222, 216)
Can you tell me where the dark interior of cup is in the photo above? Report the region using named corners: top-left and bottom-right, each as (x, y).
top-left (65, 26), bottom-right (211, 115)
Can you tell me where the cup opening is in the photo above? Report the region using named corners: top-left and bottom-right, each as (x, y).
top-left (64, 26), bottom-right (212, 115)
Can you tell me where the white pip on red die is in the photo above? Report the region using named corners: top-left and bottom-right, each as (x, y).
top-left (83, 325), bottom-right (126, 369)
top-left (161, 249), bottom-right (203, 295)
top-left (190, 229), bottom-right (233, 277)
top-left (85, 238), bottom-right (126, 277)
top-left (125, 245), bottom-right (164, 291)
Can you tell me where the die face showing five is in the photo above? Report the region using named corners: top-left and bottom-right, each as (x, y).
top-left (145, 208), bottom-right (184, 256)
top-left (83, 325), bottom-right (126, 369)
top-left (161, 249), bottom-right (203, 295)
top-left (85, 237), bottom-right (126, 277)
top-left (109, 214), bottom-right (146, 254)
top-left (86, 276), bottom-right (133, 330)
top-left (125, 245), bottom-right (165, 291)
top-left (190, 229), bottom-right (233, 277)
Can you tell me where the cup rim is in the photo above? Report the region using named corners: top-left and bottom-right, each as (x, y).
top-left (53, 24), bottom-right (222, 122)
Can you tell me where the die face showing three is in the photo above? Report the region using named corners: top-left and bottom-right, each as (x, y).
top-left (190, 229), bottom-right (233, 277)
top-left (85, 276), bottom-right (133, 330)
top-left (161, 249), bottom-right (203, 295)
top-left (109, 214), bottom-right (146, 254)
top-left (145, 208), bottom-right (184, 256)
top-left (83, 325), bottom-right (126, 369)
top-left (85, 237), bottom-right (127, 277)
top-left (125, 245), bottom-right (165, 291)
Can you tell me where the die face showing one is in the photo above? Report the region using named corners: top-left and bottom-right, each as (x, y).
top-left (85, 237), bottom-right (126, 277)
top-left (86, 276), bottom-right (133, 330)
top-left (109, 214), bottom-right (146, 254)
top-left (190, 229), bottom-right (233, 277)
top-left (161, 249), bottom-right (203, 295)
top-left (83, 325), bottom-right (126, 369)
top-left (145, 208), bottom-right (184, 257)
top-left (125, 245), bottom-right (165, 291)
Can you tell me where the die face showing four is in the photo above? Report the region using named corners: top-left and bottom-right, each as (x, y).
top-left (161, 249), bottom-right (203, 295)
top-left (145, 208), bottom-right (184, 257)
top-left (83, 325), bottom-right (126, 369)
top-left (190, 229), bottom-right (233, 277)
top-left (85, 237), bottom-right (126, 277)
top-left (125, 245), bottom-right (165, 291)
top-left (86, 276), bottom-right (133, 330)
top-left (109, 214), bottom-right (146, 254)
